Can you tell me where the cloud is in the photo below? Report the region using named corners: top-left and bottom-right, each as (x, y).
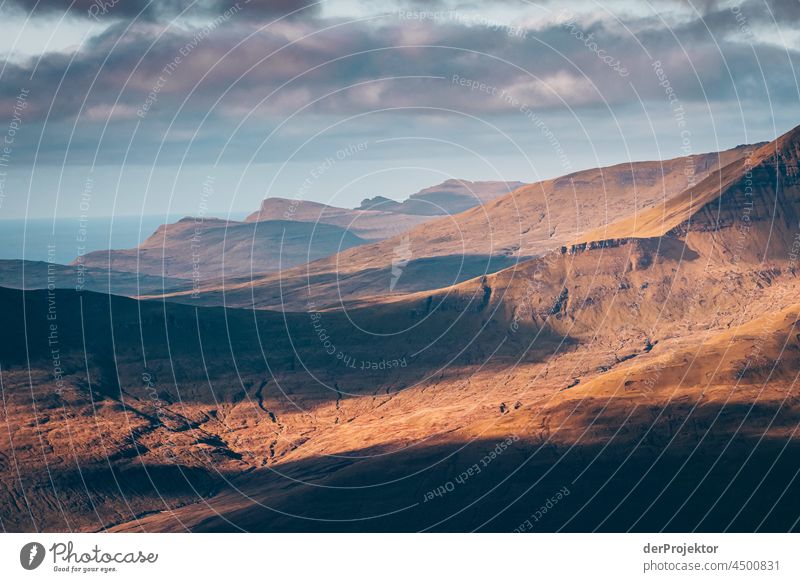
top-left (1, 2), bottom-right (798, 165)
top-left (3, 0), bottom-right (319, 21)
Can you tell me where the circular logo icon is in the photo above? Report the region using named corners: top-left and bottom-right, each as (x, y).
top-left (20, 542), bottom-right (46, 570)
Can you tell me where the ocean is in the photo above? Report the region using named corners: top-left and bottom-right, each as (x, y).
top-left (0, 215), bottom-right (209, 264)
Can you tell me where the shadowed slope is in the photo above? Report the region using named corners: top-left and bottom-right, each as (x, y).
top-left (78, 218), bottom-right (367, 280)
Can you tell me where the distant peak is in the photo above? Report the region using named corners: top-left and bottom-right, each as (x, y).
top-left (173, 216), bottom-right (228, 226)
top-left (260, 196), bottom-right (294, 205)
top-left (357, 195), bottom-right (397, 210)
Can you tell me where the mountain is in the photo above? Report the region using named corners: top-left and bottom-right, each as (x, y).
top-left (244, 197), bottom-right (432, 240)
top-left (357, 179), bottom-right (526, 215)
top-left (171, 144), bottom-right (755, 310)
top-left (4, 125), bottom-right (800, 533)
top-left (245, 180), bottom-right (524, 240)
top-left (384, 124), bottom-right (800, 348)
top-left (577, 127), bottom-right (800, 261)
top-left (77, 217), bottom-right (367, 280)
top-left (76, 179), bottom-right (528, 290)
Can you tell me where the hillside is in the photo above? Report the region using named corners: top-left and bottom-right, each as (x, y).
top-left (357, 179), bottom-right (526, 215)
top-left (246, 180), bottom-right (524, 239)
top-left (4, 126), bottom-right (800, 533)
top-left (579, 126), bottom-right (800, 255)
top-left (244, 198), bottom-right (432, 240)
top-left (171, 144), bottom-right (754, 310)
top-left (78, 217), bottom-right (367, 280)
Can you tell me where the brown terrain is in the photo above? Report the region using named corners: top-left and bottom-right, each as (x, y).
top-left (356, 179), bottom-right (526, 215)
top-left (77, 217), bottom-right (367, 281)
top-left (244, 198), bottom-right (430, 241)
top-left (2, 125), bottom-right (800, 532)
top-left (247, 180), bottom-right (524, 237)
top-left (164, 144), bottom-right (756, 310)
top-left (72, 179), bottom-right (520, 289)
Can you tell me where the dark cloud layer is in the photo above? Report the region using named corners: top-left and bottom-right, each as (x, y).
top-left (4, 0), bottom-right (318, 20)
top-left (1, 1), bottom-right (798, 165)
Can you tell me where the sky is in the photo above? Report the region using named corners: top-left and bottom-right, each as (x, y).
top-left (0, 0), bottom-right (798, 220)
